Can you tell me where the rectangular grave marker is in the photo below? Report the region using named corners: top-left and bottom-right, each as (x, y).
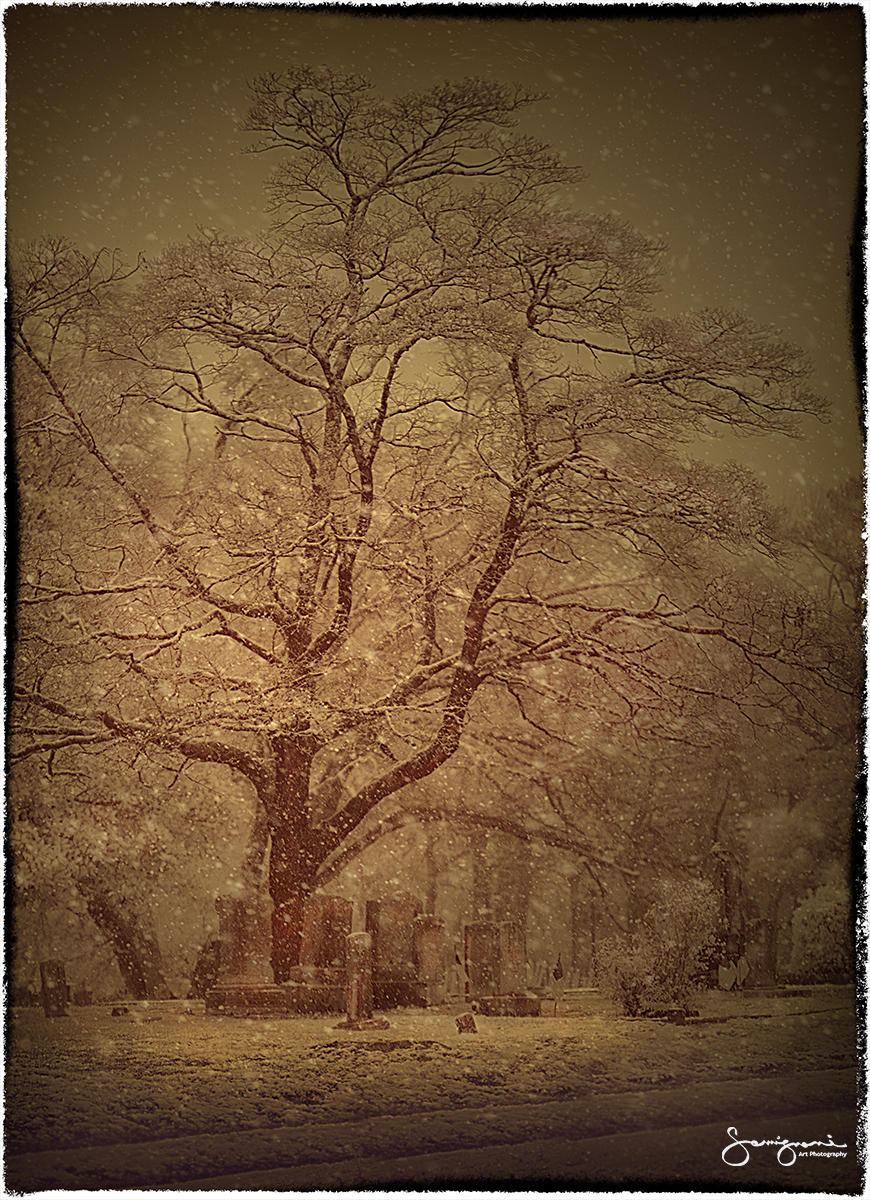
top-left (498, 919), bottom-right (526, 994)
top-left (206, 894), bottom-right (290, 1017)
top-left (285, 894), bottom-right (353, 1013)
top-left (298, 895), bottom-right (353, 974)
top-left (367, 895), bottom-right (423, 1007)
top-left (464, 920), bottom-right (499, 999)
top-left (214, 894), bottom-right (272, 984)
top-left (39, 960), bottom-right (68, 1017)
top-left (345, 931), bottom-right (374, 1021)
top-left (413, 915), bottom-right (447, 1005)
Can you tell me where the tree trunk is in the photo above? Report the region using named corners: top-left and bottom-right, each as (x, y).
top-left (491, 834), bottom-right (531, 928)
top-left (76, 875), bottom-right (171, 1000)
top-left (626, 877), bottom-right (645, 930)
top-left (718, 853), bottom-right (746, 959)
top-left (266, 732), bottom-right (322, 981)
top-left (267, 823), bottom-right (318, 983)
top-left (470, 830), bottom-right (491, 917)
top-left (242, 803), bottom-right (270, 893)
top-left (761, 890), bottom-right (784, 983)
top-left (423, 829), bottom-right (439, 916)
top-left (570, 874), bottom-right (588, 980)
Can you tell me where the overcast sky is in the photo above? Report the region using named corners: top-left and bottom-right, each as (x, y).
top-left (5, 2), bottom-right (864, 499)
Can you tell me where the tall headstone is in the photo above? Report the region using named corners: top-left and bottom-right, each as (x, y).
top-left (464, 921), bottom-right (500, 999)
top-left (498, 920), bottom-right (526, 994)
top-left (287, 894), bottom-right (353, 1013)
top-left (214, 896), bottom-right (244, 980)
top-left (334, 931), bottom-right (390, 1030)
top-left (190, 939), bottom-right (223, 998)
top-left (448, 940), bottom-right (467, 998)
top-left (206, 893), bottom-right (290, 1017)
top-left (465, 920), bottom-right (541, 1016)
top-left (345, 931), bottom-right (374, 1021)
top-left (295, 895), bottom-right (353, 979)
top-left (367, 894), bottom-right (423, 1007)
top-left (413, 914), bottom-right (447, 1005)
top-left (214, 894), bottom-right (272, 984)
top-left (39, 960), bottom-right (68, 1017)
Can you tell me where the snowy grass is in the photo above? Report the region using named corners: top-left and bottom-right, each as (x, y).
top-left (5, 986), bottom-right (855, 1157)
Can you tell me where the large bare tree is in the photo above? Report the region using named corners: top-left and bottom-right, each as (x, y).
top-left (10, 70), bottom-right (847, 980)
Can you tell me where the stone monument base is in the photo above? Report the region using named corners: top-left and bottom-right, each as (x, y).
top-left (285, 980), bottom-right (346, 1014)
top-left (333, 1016), bottom-right (391, 1030)
top-left (373, 976), bottom-right (427, 1009)
top-left (205, 983), bottom-right (293, 1018)
top-left (205, 980), bottom-right (349, 1017)
top-left (477, 993), bottom-right (542, 1017)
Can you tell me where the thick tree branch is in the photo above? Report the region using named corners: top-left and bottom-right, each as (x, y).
top-left (316, 804), bottom-right (638, 886)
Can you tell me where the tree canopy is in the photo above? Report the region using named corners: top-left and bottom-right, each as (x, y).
top-left (9, 70), bottom-right (856, 979)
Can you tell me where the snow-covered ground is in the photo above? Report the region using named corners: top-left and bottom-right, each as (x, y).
top-left (4, 986), bottom-right (859, 1191)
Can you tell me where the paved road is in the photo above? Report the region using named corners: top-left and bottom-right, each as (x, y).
top-left (174, 1109), bottom-right (860, 1192)
top-left (6, 1069), bottom-right (861, 1193)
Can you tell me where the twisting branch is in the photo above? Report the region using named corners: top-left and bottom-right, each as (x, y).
top-left (13, 689), bottom-right (271, 794)
top-left (315, 804), bottom-right (638, 887)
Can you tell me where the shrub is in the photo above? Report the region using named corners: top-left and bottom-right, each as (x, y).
top-left (786, 880), bottom-right (852, 983)
top-left (595, 878), bottom-right (722, 1015)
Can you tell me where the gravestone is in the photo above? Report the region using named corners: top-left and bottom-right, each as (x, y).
top-left (346, 931), bottom-right (374, 1020)
top-left (413, 915), bottom-right (447, 1005)
top-left (367, 895), bottom-right (425, 1008)
top-left (297, 895), bottom-right (354, 975)
top-left (498, 920), bottom-right (526, 994)
top-left (214, 894), bottom-right (272, 984)
top-left (465, 919), bottom-right (541, 1017)
top-left (39, 960), bottom-right (68, 1017)
top-left (190, 938), bottom-right (223, 999)
top-left (334, 931), bottom-right (389, 1030)
top-left (448, 941), bottom-right (468, 998)
top-left (206, 894), bottom-right (290, 1017)
top-left (213, 896), bottom-right (246, 980)
top-left (287, 894), bottom-right (353, 1013)
top-left (718, 960), bottom-right (738, 991)
top-left (464, 921), bottom-right (500, 999)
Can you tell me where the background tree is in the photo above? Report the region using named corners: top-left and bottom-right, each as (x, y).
top-left (9, 743), bottom-right (253, 999)
top-left (10, 70), bottom-right (849, 981)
